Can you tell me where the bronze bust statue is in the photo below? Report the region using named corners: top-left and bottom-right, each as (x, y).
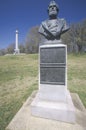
top-left (39, 1), bottom-right (69, 40)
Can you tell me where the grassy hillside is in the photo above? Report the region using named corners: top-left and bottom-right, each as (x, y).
top-left (0, 54), bottom-right (38, 130)
top-left (68, 54), bottom-right (86, 107)
top-left (0, 54), bottom-right (86, 130)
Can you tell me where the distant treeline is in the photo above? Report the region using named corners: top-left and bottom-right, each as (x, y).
top-left (0, 19), bottom-right (86, 55)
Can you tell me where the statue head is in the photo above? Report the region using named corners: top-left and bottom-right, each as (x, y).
top-left (47, 1), bottom-right (59, 19)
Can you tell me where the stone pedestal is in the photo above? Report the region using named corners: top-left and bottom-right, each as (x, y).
top-left (14, 49), bottom-right (20, 54)
top-left (31, 40), bottom-right (75, 123)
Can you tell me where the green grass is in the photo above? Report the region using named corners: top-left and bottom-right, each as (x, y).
top-left (68, 53), bottom-right (86, 107)
top-left (0, 53), bottom-right (86, 130)
top-left (0, 54), bottom-right (38, 130)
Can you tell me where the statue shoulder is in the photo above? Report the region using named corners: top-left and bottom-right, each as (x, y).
top-left (39, 19), bottom-right (48, 33)
top-left (58, 18), bottom-right (66, 23)
top-left (41, 19), bottom-right (48, 25)
top-left (58, 18), bottom-right (70, 31)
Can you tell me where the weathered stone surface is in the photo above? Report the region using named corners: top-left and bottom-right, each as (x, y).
top-left (38, 84), bottom-right (66, 102)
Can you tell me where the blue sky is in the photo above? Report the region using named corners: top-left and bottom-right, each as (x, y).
top-left (0, 0), bottom-right (86, 49)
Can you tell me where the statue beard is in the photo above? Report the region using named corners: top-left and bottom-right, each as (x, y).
top-left (49, 10), bottom-right (58, 19)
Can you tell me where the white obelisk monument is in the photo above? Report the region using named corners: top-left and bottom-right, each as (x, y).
top-left (14, 30), bottom-right (20, 54)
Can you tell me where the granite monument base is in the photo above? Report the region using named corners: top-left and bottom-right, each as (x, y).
top-left (31, 90), bottom-right (75, 123)
top-left (31, 41), bottom-right (75, 123)
top-left (38, 84), bottom-right (67, 102)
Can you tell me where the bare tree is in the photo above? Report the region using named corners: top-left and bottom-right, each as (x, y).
top-left (0, 49), bottom-right (7, 55)
top-left (19, 43), bottom-right (25, 53)
top-left (62, 20), bottom-right (86, 53)
top-left (6, 43), bottom-right (15, 54)
top-left (25, 26), bottom-right (43, 53)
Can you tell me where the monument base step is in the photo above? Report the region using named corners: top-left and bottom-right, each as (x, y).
top-left (31, 90), bottom-right (75, 123)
